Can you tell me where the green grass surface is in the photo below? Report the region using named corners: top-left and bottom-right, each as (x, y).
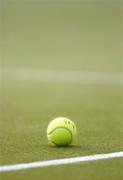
top-left (0, 0), bottom-right (123, 180)
top-left (1, 158), bottom-right (123, 180)
top-left (0, 80), bottom-right (123, 179)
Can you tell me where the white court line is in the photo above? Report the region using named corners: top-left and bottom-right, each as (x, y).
top-left (0, 151), bottom-right (123, 172)
top-left (0, 67), bottom-right (123, 84)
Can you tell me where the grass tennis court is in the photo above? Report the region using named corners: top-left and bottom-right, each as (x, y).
top-left (0, 0), bottom-right (123, 179)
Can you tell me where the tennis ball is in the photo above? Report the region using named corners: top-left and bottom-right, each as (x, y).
top-left (47, 117), bottom-right (77, 146)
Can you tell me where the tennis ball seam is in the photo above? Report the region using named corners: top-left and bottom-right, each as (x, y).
top-left (48, 126), bottom-right (73, 144)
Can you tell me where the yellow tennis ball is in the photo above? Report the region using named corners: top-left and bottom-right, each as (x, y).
top-left (47, 117), bottom-right (77, 146)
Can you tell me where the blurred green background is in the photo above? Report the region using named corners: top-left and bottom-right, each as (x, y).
top-left (1, 0), bottom-right (123, 72)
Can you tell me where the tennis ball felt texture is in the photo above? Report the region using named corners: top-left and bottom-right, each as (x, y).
top-left (47, 117), bottom-right (77, 146)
